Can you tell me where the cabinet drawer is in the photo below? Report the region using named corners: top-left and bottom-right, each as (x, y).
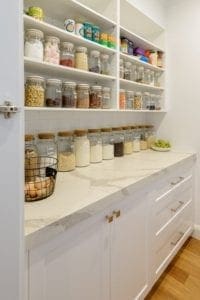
top-left (155, 175), bottom-right (192, 233)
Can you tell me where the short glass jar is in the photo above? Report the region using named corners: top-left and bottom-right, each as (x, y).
top-left (126, 90), bottom-right (134, 110)
top-left (120, 59), bottom-right (124, 79)
top-left (74, 130), bottom-right (90, 167)
top-left (88, 129), bottom-right (103, 163)
top-left (102, 87), bottom-right (111, 109)
top-left (119, 89), bottom-right (126, 110)
top-left (25, 134), bottom-right (39, 182)
top-left (143, 92), bottom-right (150, 110)
top-left (134, 92), bottom-right (142, 110)
top-left (60, 42), bottom-right (75, 67)
top-left (45, 79), bottom-right (62, 107)
top-left (24, 29), bottom-right (44, 62)
top-left (25, 76), bottom-right (45, 107)
top-left (62, 82), bottom-right (77, 108)
top-left (124, 61), bottom-right (132, 80)
top-left (132, 126), bottom-right (141, 152)
top-left (154, 72), bottom-right (161, 87)
top-left (57, 131), bottom-right (75, 172)
top-left (89, 86), bottom-right (102, 109)
top-left (77, 84), bottom-right (90, 108)
top-left (89, 50), bottom-right (101, 73)
top-left (112, 127), bottom-right (124, 157)
top-left (75, 46), bottom-right (88, 71)
top-left (44, 36), bottom-right (60, 65)
top-left (122, 126), bottom-right (133, 154)
top-left (101, 54), bottom-right (110, 75)
top-left (101, 128), bottom-right (114, 160)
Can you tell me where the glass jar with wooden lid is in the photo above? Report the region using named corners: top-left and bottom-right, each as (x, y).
top-left (101, 128), bottom-right (114, 160)
top-left (88, 129), bottom-right (102, 163)
top-left (74, 129), bottom-right (90, 167)
top-left (122, 126), bottom-right (133, 154)
top-left (112, 127), bottom-right (124, 157)
top-left (57, 131), bottom-right (75, 172)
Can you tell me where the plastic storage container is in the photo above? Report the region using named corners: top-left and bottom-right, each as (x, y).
top-left (74, 130), bottom-right (90, 167)
top-left (112, 127), bottom-right (124, 157)
top-left (88, 129), bottom-right (102, 163)
top-left (126, 90), bottom-right (134, 109)
top-left (45, 79), bottom-right (62, 107)
top-left (57, 131), bottom-right (75, 172)
top-left (25, 76), bottom-right (45, 107)
top-left (62, 82), bottom-right (77, 108)
top-left (101, 54), bottom-right (110, 75)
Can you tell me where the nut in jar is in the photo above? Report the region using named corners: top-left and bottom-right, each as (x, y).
top-left (25, 76), bottom-right (45, 107)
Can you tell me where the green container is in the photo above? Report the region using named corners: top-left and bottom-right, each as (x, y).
top-left (84, 22), bottom-right (93, 40)
top-left (28, 6), bottom-right (44, 21)
top-left (92, 25), bottom-right (100, 43)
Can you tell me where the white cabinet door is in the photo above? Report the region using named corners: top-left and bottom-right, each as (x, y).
top-left (29, 213), bottom-right (110, 300)
top-left (111, 192), bottom-right (148, 300)
top-left (0, 1), bottom-right (24, 300)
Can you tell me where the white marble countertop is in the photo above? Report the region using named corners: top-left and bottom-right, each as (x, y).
top-left (25, 150), bottom-right (196, 250)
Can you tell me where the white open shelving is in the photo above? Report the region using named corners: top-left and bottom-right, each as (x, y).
top-left (120, 79), bottom-right (164, 92)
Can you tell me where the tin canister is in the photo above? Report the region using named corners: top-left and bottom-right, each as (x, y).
top-left (92, 25), bottom-right (100, 43)
top-left (28, 6), bottom-right (44, 21)
top-left (84, 22), bottom-right (93, 40)
top-left (75, 23), bottom-right (84, 37)
top-left (64, 19), bottom-right (75, 33)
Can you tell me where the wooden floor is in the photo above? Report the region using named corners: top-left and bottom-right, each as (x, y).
top-left (145, 238), bottom-right (200, 300)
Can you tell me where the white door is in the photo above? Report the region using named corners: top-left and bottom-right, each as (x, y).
top-left (0, 1), bottom-right (24, 300)
top-left (111, 193), bottom-right (148, 300)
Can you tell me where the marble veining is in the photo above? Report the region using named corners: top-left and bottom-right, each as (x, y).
top-left (25, 150), bottom-right (196, 249)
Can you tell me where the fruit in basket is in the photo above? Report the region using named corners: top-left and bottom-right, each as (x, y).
top-left (153, 139), bottom-right (171, 148)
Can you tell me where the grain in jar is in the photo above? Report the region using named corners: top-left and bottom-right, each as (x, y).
top-left (75, 46), bottom-right (88, 71)
top-left (62, 82), bottom-right (77, 108)
top-left (102, 87), bottom-right (111, 109)
top-left (25, 134), bottom-right (39, 182)
top-left (74, 130), bottom-right (90, 167)
top-left (124, 61), bottom-right (132, 80)
top-left (146, 125), bottom-right (156, 148)
top-left (119, 89), bottom-right (126, 110)
top-left (77, 84), bottom-right (90, 108)
top-left (44, 36), bottom-right (60, 65)
top-left (57, 131), bottom-right (75, 172)
top-left (24, 29), bottom-right (44, 62)
top-left (122, 126), bottom-right (133, 154)
top-left (60, 42), bottom-right (75, 67)
top-left (132, 126), bottom-right (141, 152)
top-left (101, 128), bottom-right (114, 160)
top-left (25, 76), bottom-right (45, 107)
top-left (134, 92), bottom-right (142, 110)
top-left (45, 79), bottom-right (62, 107)
top-left (89, 86), bottom-right (102, 109)
top-left (112, 127), bottom-right (124, 157)
top-left (88, 129), bottom-right (102, 163)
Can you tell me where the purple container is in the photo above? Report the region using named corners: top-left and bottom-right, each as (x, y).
top-left (134, 47), bottom-right (145, 56)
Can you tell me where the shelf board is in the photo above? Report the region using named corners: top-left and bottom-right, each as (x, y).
top-left (120, 53), bottom-right (165, 72)
top-left (24, 15), bottom-right (116, 55)
top-left (120, 25), bottom-right (164, 52)
top-left (120, 79), bottom-right (164, 92)
top-left (24, 57), bottom-right (116, 83)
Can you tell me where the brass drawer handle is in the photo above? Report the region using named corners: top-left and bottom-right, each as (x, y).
top-left (113, 210), bottom-right (121, 218)
top-left (106, 215), bottom-right (113, 223)
top-left (171, 232), bottom-right (184, 246)
top-left (171, 176), bottom-right (184, 186)
top-left (171, 201), bottom-right (184, 213)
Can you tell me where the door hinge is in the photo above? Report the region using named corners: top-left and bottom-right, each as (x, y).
top-left (0, 101), bottom-right (20, 119)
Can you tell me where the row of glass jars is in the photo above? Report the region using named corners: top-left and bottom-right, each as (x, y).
top-left (25, 76), bottom-right (111, 109)
top-left (119, 89), bottom-right (162, 110)
top-left (25, 125), bottom-right (156, 172)
top-left (24, 29), bottom-right (111, 75)
top-left (120, 59), bottom-right (162, 87)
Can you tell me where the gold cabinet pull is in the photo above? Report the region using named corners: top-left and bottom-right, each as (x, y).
top-left (106, 215), bottom-right (113, 223)
top-left (113, 210), bottom-right (121, 218)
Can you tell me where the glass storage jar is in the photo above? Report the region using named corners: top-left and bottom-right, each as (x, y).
top-left (119, 89), bottom-right (126, 110)
top-left (25, 76), bottom-right (45, 107)
top-left (45, 79), bottom-right (62, 107)
top-left (75, 46), bottom-right (88, 71)
top-left (101, 54), bottom-right (110, 75)
top-left (77, 84), bottom-right (90, 108)
top-left (140, 126), bottom-right (148, 150)
top-left (89, 86), bottom-right (102, 109)
top-left (60, 42), bottom-right (75, 67)
top-left (89, 50), bottom-right (101, 73)
top-left (44, 36), bottom-right (60, 65)
top-left (126, 90), bottom-right (134, 109)
top-left (143, 92), bottom-right (150, 110)
top-left (112, 127), bottom-right (124, 157)
top-left (74, 130), bottom-right (90, 167)
top-left (137, 66), bottom-right (145, 83)
top-left (120, 59), bottom-right (124, 79)
top-left (132, 126), bottom-right (141, 152)
top-left (101, 128), bottom-right (114, 160)
top-left (146, 125), bottom-right (156, 148)
top-left (134, 92), bottom-right (142, 110)
top-left (144, 69), bottom-right (151, 85)
top-left (25, 29), bottom-right (44, 62)
top-left (37, 133), bottom-right (57, 158)
top-left (102, 87), bottom-right (111, 109)
top-left (124, 61), bottom-right (132, 80)
top-left (131, 64), bottom-right (138, 82)
top-left (122, 126), bottom-right (133, 154)
top-left (62, 82), bottom-right (77, 108)
top-left (128, 40), bottom-right (134, 55)
top-left (149, 94), bottom-right (156, 110)
top-left (88, 129), bottom-right (102, 163)
top-left (57, 131), bottom-right (75, 172)
top-left (25, 134), bottom-right (39, 182)
top-left (120, 38), bottom-right (128, 54)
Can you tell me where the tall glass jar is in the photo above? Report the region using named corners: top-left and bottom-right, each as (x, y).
top-left (122, 126), bottom-right (133, 154)
top-left (143, 92), bottom-right (150, 110)
top-left (24, 29), bottom-right (44, 62)
top-left (120, 59), bottom-right (124, 79)
top-left (146, 125), bottom-right (156, 148)
top-left (124, 61), bottom-right (132, 80)
top-left (101, 128), bottom-right (114, 160)
top-left (45, 79), bottom-right (62, 107)
top-left (132, 126), bottom-right (141, 152)
top-left (150, 71), bottom-right (155, 86)
top-left (112, 127), bottom-right (124, 157)
top-left (137, 66), bottom-right (145, 83)
top-left (25, 76), bottom-right (45, 107)
top-left (144, 69), bottom-right (151, 85)
top-left (62, 82), bottom-right (77, 108)
top-left (57, 131), bottom-right (75, 172)
top-left (37, 133), bottom-right (57, 159)
top-left (155, 72), bottom-right (162, 87)
top-left (60, 42), bottom-right (75, 67)
top-left (134, 92), bottom-right (142, 110)
top-left (131, 64), bottom-right (138, 82)
top-left (74, 130), bottom-right (90, 167)
top-left (25, 134), bottom-right (39, 182)
top-left (89, 86), bottom-right (102, 109)
top-left (44, 36), bottom-right (60, 65)
top-left (119, 89), bottom-right (126, 110)
top-left (101, 54), bottom-right (110, 75)
top-left (77, 84), bottom-right (90, 108)
top-left (88, 129), bottom-right (102, 163)
top-left (89, 50), bottom-right (101, 73)
top-left (75, 46), bottom-right (88, 71)
top-left (126, 90), bottom-right (134, 109)
top-left (102, 87), bottom-right (111, 109)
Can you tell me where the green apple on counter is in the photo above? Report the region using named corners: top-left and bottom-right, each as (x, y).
top-left (152, 139), bottom-right (171, 149)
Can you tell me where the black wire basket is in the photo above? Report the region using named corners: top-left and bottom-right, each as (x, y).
top-left (25, 156), bottom-right (57, 202)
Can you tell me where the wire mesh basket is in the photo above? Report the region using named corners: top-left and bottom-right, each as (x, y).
top-left (25, 156), bottom-right (57, 202)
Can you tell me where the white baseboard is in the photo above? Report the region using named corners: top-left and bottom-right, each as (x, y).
top-left (192, 225), bottom-right (200, 240)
